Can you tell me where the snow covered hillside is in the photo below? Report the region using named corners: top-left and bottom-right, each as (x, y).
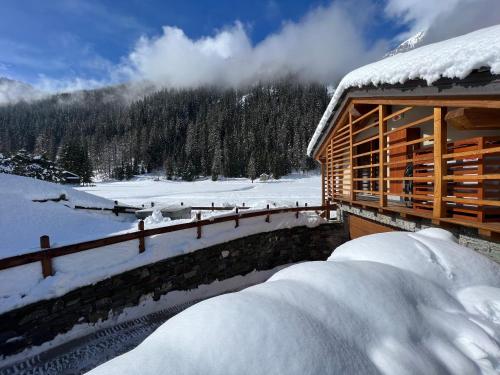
top-left (0, 173), bottom-right (135, 258)
top-left (89, 229), bottom-right (500, 375)
top-left (77, 173), bottom-right (321, 208)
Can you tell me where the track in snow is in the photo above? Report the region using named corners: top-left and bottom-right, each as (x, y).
top-left (0, 300), bottom-right (200, 375)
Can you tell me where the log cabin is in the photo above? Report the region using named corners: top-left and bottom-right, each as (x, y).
top-left (307, 25), bottom-right (500, 261)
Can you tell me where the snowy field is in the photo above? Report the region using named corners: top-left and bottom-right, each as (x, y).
top-left (90, 229), bottom-right (500, 375)
top-left (0, 172), bottom-right (321, 258)
top-left (0, 172), bottom-right (325, 314)
top-left (77, 173), bottom-right (322, 208)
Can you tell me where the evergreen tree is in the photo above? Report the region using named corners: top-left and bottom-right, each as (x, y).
top-left (211, 146), bottom-right (222, 181)
top-left (247, 155), bottom-right (257, 182)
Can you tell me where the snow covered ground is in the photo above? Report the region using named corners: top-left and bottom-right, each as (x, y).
top-left (0, 172), bottom-right (325, 314)
top-left (77, 173), bottom-right (321, 208)
top-left (0, 173), bottom-right (135, 258)
top-left (89, 228), bottom-right (500, 375)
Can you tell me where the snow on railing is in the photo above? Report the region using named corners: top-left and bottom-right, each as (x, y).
top-left (0, 204), bottom-right (337, 278)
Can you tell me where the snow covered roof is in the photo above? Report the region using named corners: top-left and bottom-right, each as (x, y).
top-left (307, 24), bottom-right (500, 157)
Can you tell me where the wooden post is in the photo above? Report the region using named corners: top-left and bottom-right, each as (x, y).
top-left (211, 202), bottom-right (214, 211)
top-left (321, 161), bottom-right (326, 206)
top-left (349, 112), bottom-right (354, 201)
top-left (40, 235), bottom-right (53, 278)
top-left (138, 220), bottom-right (145, 253)
top-left (295, 201), bottom-right (299, 219)
top-left (379, 105), bottom-right (387, 207)
top-left (235, 207), bottom-right (239, 228)
top-left (265, 204), bottom-right (270, 223)
top-left (196, 212), bottom-right (202, 239)
top-left (433, 107), bottom-right (447, 220)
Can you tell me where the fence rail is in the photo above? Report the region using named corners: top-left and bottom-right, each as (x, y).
top-left (0, 204), bottom-right (337, 278)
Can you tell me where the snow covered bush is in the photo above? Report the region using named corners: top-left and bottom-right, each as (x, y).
top-left (89, 228), bottom-right (500, 375)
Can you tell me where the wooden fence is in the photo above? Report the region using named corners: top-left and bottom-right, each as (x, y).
top-left (0, 204), bottom-right (336, 278)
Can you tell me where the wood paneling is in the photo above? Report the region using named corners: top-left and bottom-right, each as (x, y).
top-left (349, 215), bottom-right (395, 239)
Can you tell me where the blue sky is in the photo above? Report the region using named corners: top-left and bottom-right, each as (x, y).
top-left (0, 0), bottom-right (498, 91)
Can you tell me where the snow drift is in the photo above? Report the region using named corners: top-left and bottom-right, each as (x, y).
top-left (307, 24), bottom-right (500, 156)
top-left (89, 229), bottom-right (500, 375)
top-left (0, 173), bottom-right (132, 258)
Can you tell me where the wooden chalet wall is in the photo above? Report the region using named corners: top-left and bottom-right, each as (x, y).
top-left (316, 97), bottom-right (500, 239)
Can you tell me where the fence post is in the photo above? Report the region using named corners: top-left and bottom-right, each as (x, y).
top-left (265, 204), bottom-right (270, 223)
top-left (295, 201), bottom-right (299, 219)
top-left (196, 212), bottom-right (202, 239)
top-left (138, 220), bottom-right (145, 253)
top-left (40, 235), bottom-right (53, 278)
top-left (211, 202), bottom-right (214, 212)
top-left (235, 207), bottom-right (239, 228)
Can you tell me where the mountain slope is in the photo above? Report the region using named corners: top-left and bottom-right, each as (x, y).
top-left (384, 31), bottom-right (426, 57)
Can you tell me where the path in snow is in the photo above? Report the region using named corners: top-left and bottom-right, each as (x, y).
top-left (0, 300), bottom-right (199, 375)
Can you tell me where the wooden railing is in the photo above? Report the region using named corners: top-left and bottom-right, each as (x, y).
top-left (0, 204), bottom-right (337, 278)
top-left (320, 99), bottom-right (500, 237)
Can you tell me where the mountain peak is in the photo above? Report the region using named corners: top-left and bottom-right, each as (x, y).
top-left (384, 31), bottom-right (427, 58)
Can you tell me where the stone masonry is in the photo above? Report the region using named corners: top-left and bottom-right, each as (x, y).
top-left (340, 203), bottom-right (500, 263)
top-left (0, 223), bottom-right (347, 357)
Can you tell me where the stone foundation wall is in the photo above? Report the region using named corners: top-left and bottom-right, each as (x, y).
top-left (0, 223), bottom-right (347, 357)
top-left (340, 204), bottom-right (500, 263)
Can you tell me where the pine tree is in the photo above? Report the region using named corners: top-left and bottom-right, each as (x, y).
top-left (211, 146), bottom-right (222, 181)
top-left (247, 155), bottom-right (257, 182)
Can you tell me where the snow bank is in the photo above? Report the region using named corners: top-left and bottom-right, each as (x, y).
top-left (89, 229), bottom-right (500, 375)
top-left (0, 173), bottom-right (134, 258)
top-left (307, 25), bottom-right (500, 156)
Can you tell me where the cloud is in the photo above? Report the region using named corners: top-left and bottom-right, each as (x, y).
top-left (385, 0), bottom-right (500, 43)
top-left (121, 1), bottom-right (386, 88)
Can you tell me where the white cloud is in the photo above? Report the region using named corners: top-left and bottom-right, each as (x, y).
top-left (385, 0), bottom-right (500, 43)
top-left (121, 1), bottom-right (386, 88)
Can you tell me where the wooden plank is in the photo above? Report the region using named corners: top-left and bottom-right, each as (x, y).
top-left (353, 163), bottom-right (380, 170)
top-left (384, 115), bottom-right (433, 136)
top-left (384, 135), bottom-right (433, 151)
top-left (379, 105), bottom-right (387, 207)
top-left (352, 97), bottom-right (500, 109)
top-left (349, 113), bottom-right (354, 201)
top-left (442, 197), bottom-right (500, 207)
top-left (353, 134), bottom-right (379, 148)
top-left (384, 106), bottom-right (413, 121)
top-left (433, 107), bottom-right (447, 218)
top-left (352, 106), bottom-right (379, 125)
top-left (443, 146), bottom-right (500, 159)
top-left (443, 174), bottom-right (500, 181)
top-left (349, 215), bottom-right (394, 239)
top-left (352, 121), bottom-right (378, 136)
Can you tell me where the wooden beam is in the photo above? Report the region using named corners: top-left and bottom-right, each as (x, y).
top-left (352, 97), bottom-right (500, 109)
top-left (349, 113), bottom-right (354, 201)
top-left (378, 105), bottom-right (387, 207)
top-left (446, 107), bottom-right (500, 130)
top-left (321, 161), bottom-right (326, 206)
top-left (433, 107), bottom-right (447, 219)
